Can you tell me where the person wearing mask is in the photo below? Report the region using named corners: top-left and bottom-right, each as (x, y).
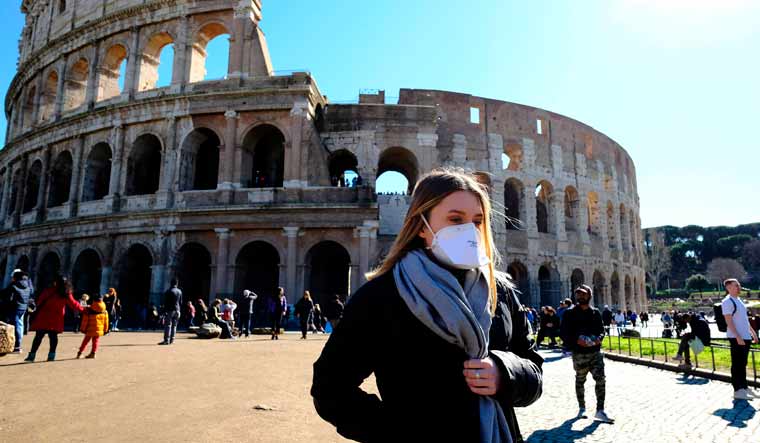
top-left (311, 169), bottom-right (542, 442)
top-left (561, 285), bottom-right (613, 423)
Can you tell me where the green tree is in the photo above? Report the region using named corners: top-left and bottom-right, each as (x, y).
top-left (716, 234), bottom-right (753, 258)
top-left (685, 274), bottom-right (710, 294)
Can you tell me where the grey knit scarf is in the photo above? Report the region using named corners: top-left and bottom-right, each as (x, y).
top-left (393, 249), bottom-right (512, 443)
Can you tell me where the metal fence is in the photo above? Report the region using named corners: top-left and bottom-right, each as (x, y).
top-left (604, 334), bottom-right (759, 385)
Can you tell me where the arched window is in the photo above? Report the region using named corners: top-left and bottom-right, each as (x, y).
top-left (376, 147), bottom-right (419, 195)
top-left (178, 128), bottom-right (220, 191)
top-left (126, 134), bottom-right (162, 196)
top-left (82, 143), bottom-right (112, 201)
top-left (22, 86), bottom-right (36, 129)
top-left (535, 181), bottom-right (553, 234)
top-left (98, 45), bottom-right (128, 101)
top-left (328, 150), bottom-right (360, 187)
top-left (504, 179), bottom-right (522, 230)
top-left (39, 71), bottom-right (58, 122)
top-left (48, 151), bottom-right (73, 207)
top-left (138, 33), bottom-right (174, 91)
top-left (587, 191), bottom-right (600, 236)
top-left (63, 58), bottom-right (89, 112)
top-left (189, 23), bottom-right (230, 82)
top-left (241, 125), bottom-right (285, 188)
top-left (23, 160), bottom-right (43, 213)
top-left (564, 186), bottom-right (579, 232)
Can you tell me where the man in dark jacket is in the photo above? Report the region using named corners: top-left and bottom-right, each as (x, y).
top-left (322, 294), bottom-right (344, 330)
top-left (2, 270), bottom-right (33, 353)
top-left (240, 290), bottom-right (257, 338)
top-left (673, 312), bottom-right (711, 370)
top-left (561, 285), bottom-right (613, 423)
top-left (159, 278), bottom-right (182, 345)
top-left (601, 305), bottom-right (612, 335)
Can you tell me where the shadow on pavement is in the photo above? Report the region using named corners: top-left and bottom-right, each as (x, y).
top-left (713, 400), bottom-right (756, 428)
top-left (525, 417), bottom-right (603, 442)
top-left (542, 354), bottom-right (569, 364)
top-left (676, 374), bottom-right (709, 385)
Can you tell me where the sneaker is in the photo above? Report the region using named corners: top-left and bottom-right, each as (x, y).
top-left (746, 389), bottom-right (760, 399)
top-left (734, 389), bottom-right (752, 400)
top-left (577, 408), bottom-right (587, 419)
top-left (594, 410), bottom-right (614, 423)
top-left (12, 348), bottom-right (21, 354)
top-left (85, 353), bottom-right (95, 359)
top-left (672, 354), bottom-right (683, 362)
top-left (158, 341), bottom-right (169, 345)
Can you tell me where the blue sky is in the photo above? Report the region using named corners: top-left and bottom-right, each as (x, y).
top-left (2, 0), bottom-right (758, 228)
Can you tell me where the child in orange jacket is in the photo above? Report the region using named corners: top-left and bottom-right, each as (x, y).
top-left (77, 294), bottom-right (109, 359)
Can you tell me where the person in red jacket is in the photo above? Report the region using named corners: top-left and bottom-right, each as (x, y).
top-left (24, 275), bottom-right (84, 362)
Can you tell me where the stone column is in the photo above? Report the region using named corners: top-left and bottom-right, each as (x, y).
top-left (68, 136), bottom-right (85, 215)
top-left (85, 42), bottom-right (100, 109)
top-left (284, 102), bottom-right (307, 188)
top-left (99, 236), bottom-right (116, 296)
top-left (523, 180), bottom-right (538, 239)
top-left (3, 251), bottom-right (17, 288)
top-left (156, 117), bottom-right (177, 209)
top-left (150, 265), bottom-right (167, 306)
top-left (35, 146), bottom-right (51, 222)
top-left (228, 6), bottom-right (247, 79)
top-left (171, 15), bottom-right (190, 91)
top-left (13, 155), bottom-right (29, 227)
top-left (283, 226), bottom-right (300, 302)
top-left (356, 222), bottom-right (377, 287)
top-left (219, 110), bottom-right (238, 194)
top-left (53, 57), bottom-right (67, 120)
top-left (551, 192), bottom-right (566, 242)
top-left (452, 134), bottom-right (467, 167)
top-left (106, 124), bottom-right (124, 212)
top-left (0, 162), bottom-right (13, 220)
top-left (612, 204), bottom-right (623, 257)
top-left (125, 27), bottom-right (141, 99)
top-left (31, 75), bottom-right (43, 126)
top-left (577, 196), bottom-right (590, 244)
top-left (214, 228), bottom-right (231, 300)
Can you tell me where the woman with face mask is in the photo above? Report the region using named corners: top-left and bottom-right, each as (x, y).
top-left (311, 168), bottom-right (543, 443)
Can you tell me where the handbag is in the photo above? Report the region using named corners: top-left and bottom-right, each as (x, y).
top-left (688, 337), bottom-right (705, 355)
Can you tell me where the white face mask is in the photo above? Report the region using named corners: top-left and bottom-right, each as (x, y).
top-left (421, 215), bottom-right (490, 270)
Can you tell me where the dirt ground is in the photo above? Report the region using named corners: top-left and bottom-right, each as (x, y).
top-left (0, 331), bottom-right (370, 442)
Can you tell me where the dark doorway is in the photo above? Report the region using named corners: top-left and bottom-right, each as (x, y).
top-left (305, 241), bottom-right (351, 306)
top-left (126, 134), bottom-right (162, 196)
top-left (118, 244), bottom-right (153, 328)
top-left (72, 249), bottom-right (102, 298)
top-left (48, 152), bottom-right (73, 207)
top-left (82, 143), bottom-right (112, 201)
top-left (37, 252), bottom-right (61, 292)
top-left (174, 243), bottom-right (212, 304)
top-left (234, 241), bottom-right (280, 327)
top-left (242, 125), bottom-right (285, 188)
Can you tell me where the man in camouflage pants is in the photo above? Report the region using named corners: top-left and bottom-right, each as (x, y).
top-left (561, 285), bottom-right (614, 423)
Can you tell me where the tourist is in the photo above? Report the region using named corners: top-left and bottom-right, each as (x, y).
top-left (721, 279), bottom-right (760, 400)
top-left (674, 311), bottom-right (687, 338)
top-left (1, 269), bottom-right (32, 353)
top-left (557, 298), bottom-right (573, 322)
top-left (640, 311), bottom-right (649, 328)
top-left (323, 294), bottom-right (344, 331)
top-left (613, 310), bottom-right (625, 335)
top-left (72, 294), bottom-right (90, 333)
top-left (195, 299), bottom-right (208, 326)
top-left (269, 288), bottom-right (287, 340)
top-left (537, 306), bottom-right (559, 348)
top-left (209, 299), bottom-right (233, 339)
top-left (560, 285), bottom-right (613, 423)
top-left (103, 288), bottom-right (121, 332)
top-left (25, 275), bottom-right (84, 362)
top-left (77, 293), bottom-right (109, 359)
top-left (312, 303), bottom-right (325, 333)
top-left (158, 278), bottom-right (182, 345)
top-left (295, 291), bottom-right (315, 339)
top-left (239, 290), bottom-right (257, 337)
top-left (629, 311), bottom-right (638, 328)
top-left (184, 300), bottom-right (196, 328)
top-left (221, 298), bottom-right (237, 330)
top-left (601, 305), bottom-right (613, 336)
top-left (311, 168), bottom-right (543, 442)
top-left (673, 312), bottom-right (711, 371)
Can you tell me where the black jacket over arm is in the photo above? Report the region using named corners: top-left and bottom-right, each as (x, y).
top-left (311, 271), bottom-right (543, 443)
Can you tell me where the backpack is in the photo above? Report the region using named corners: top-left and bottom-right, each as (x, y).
top-left (714, 297), bottom-right (737, 332)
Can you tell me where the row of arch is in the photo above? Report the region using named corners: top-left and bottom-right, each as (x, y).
top-left (505, 260), bottom-right (644, 310)
top-left (2, 239), bottom-right (352, 327)
top-left (504, 178), bottom-right (641, 251)
top-left (12, 22), bottom-right (230, 136)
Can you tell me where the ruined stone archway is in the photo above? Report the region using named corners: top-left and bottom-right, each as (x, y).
top-left (538, 264), bottom-right (561, 308)
top-left (564, 186), bottom-right (579, 232)
top-left (117, 244), bottom-right (154, 328)
top-left (138, 32), bottom-right (174, 91)
top-left (48, 151), bottom-right (73, 207)
top-left (504, 178), bottom-right (523, 230)
top-left (98, 44), bottom-right (127, 101)
top-left (242, 124), bottom-right (285, 188)
top-left (235, 241), bottom-right (280, 319)
top-left (37, 251), bottom-right (61, 292)
top-left (189, 22), bottom-right (231, 82)
top-left (82, 143), bottom-right (112, 202)
top-left (126, 134), bottom-right (162, 196)
top-left (328, 150), bottom-right (359, 187)
top-left (179, 128), bottom-right (220, 191)
top-left (535, 181), bottom-right (553, 234)
top-left (23, 160), bottom-right (42, 213)
top-left (507, 261), bottom-right (529, 303)
top-left (173, 242), bottom-right (212, 305)
top-left (610, 271), bottom-right (621, 309)
top-left (377, 146), bottom-right (419, 195)
top-left (72, 249), bottom-right (102, 298)
top-left (304, 241), bottom-right (351, 307)
top-left (63, 58), bottom-right (89, 112)
top-left (593, 270), bottom-right (606, 307)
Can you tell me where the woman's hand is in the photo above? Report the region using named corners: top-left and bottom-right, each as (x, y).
top-left (463, 357), bottom-right (501, 396)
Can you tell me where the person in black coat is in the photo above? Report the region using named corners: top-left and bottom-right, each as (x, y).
top-left (536, 306), bottom-right (559, 348)
top-left (295, 291), bottom-right (315, 339)
top-left (311, 169), bottom-right (542, 442)
top-left (673, 312), bottom-right (711, 369)
top-left (322, 294), bottom-right (344, 330)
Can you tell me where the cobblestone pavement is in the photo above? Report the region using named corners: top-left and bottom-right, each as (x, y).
top-left (516, 350), bottom-right (760, 443)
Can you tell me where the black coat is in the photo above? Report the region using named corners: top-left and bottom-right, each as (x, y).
top-left (311, 271), bottom-right (543, 443)
top-left (689, 316), bottom-right (711, 345)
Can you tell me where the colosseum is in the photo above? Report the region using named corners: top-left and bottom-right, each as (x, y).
top-left (1, 0), bottom-right (646, 326)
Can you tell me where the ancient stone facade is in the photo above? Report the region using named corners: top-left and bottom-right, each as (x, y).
top-left (1, 0), bottom-right (645, 325)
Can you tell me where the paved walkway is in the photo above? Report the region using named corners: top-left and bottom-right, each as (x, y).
top-left (1, 332), bottom-right (758, 442)
top-left (517, 350), bottom-right (760, 443)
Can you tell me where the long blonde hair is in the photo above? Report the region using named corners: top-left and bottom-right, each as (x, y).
top-left (367, 168), bottom-right (507, 314)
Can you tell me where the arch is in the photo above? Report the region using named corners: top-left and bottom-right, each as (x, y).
top-left (23, 160), bottom-right (42, 213)
top-left (7, 169), bottom-right (24, 216)
top-left (535, 180), bottom-right (553, 234)
top-left (304, 241), bottom-right (351, 306)
top-left (538, 264), bottom-right (561, 308)
top-left (377, 147), bottom-right (419, 194)
top-left (241, 124), bottom-right (285, 188)
top-left (234, 241), bottom-right (281, 308)
top-left (37, 251), bottom-right (61, 292)
top-left (98, 44), bottom-right (128, 101)
top-left (173, 242), bottom-right (212, 304)
top-left (178, 128), bottom-right (221, 191)
top-left (48, 151), bottom-right (73, 207)
top-left (503, 142), bottom-right (522, 171)
top-left (189, 22), bottom-right (231, 82)
top-left (504, 178), bottom-right (523, 231)
top-left (15, 255), bottom-right (30, 273)
top-left (82, 143), bottom-right (112, 201)
top-left (563, 186), bottom-right (579, 232)
top-left (138, 32), bottom-right (175, 91)
top-left (587, 191), bottom-right (600, 236)
top-left (610, 271), bottom-right (621, 308)
top-left (606, 201), bottom-right (617, 248)
top-left (506, 261), bottom-right (529, 301)
top-left (624, 275), bottom-right (633, 310)
top-left (22, 85), bottom-right (36, 129)
top-left (592, 270), bottom-right (606, 307)
top-left (63, 57), bottom-right (89, 112)
top-left (126, 134), bottom-right (162, 196)
top-left (72, 249), bottom-right (102, 298)
top-left (570, 268), bottom-right (585, 291)
top-left (39, 70), bottom-right (58, 122)
top-left (117, 244), bottom-right (154, 328)
top-left (328, 149), bottom-right (359, 187)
